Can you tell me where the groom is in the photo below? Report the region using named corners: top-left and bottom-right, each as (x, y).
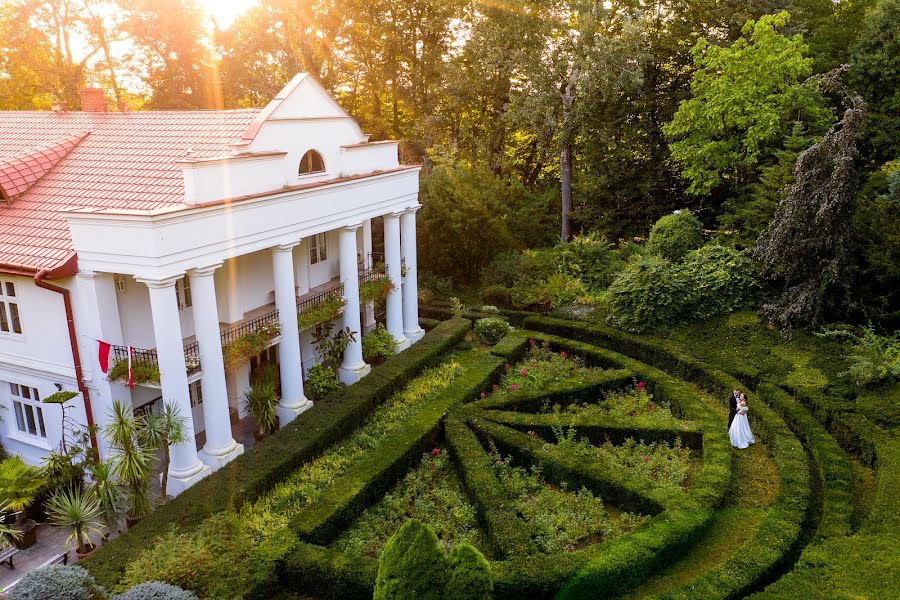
top-left (727, 388), bottom-right (740, 429)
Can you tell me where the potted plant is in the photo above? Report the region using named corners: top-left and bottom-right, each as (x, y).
top-left (243, 378), bottom-right (279, 440)
top-left (0, 456), bottom-right (46, 548)
top-left (142, 402), bottom-right (188, 503)
top-left (88, 460), bottom-right (125, 540)
top-left (46, 486), bottom-right (103, 558)
top-left (362, 324), bottom-right (395, 365)
top-left (103, 400), bottom-right (154, 528)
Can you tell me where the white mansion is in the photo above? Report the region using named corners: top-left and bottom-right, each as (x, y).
top-left (0, 74), bottom-right (423, 494)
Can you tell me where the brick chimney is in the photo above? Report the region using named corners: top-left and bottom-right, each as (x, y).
top-left (79, 87), bottom-right (108, 112)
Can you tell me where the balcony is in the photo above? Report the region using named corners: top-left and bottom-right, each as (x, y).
top-left (110, 341), bottom-right (201, 388)
top-left (296, 280), bottom-right (345, 331)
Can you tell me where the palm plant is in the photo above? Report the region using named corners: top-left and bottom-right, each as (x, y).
top-left (103, 400), bottom-right (154, 521)
top-left (141, 401), bottom-right (187, 501)
top-left (88, 460), bottom-right (126, 539)
top-left (0, 504), bottom-right (23, 548)
top-left (243, 378), bottom-right (278, 437)
top-left (0, 456), bottom-right (46, 530)
top-left (45, 486), bottom-right (103, 555)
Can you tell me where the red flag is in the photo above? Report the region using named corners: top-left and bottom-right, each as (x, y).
top-left (127, 345), bottom-right (134, 389)
top-left (98, 340), bottom-right (111, 374)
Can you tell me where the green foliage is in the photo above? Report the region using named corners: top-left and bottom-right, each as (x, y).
top-left (494, 341), bottom-right (597, 396)
top-left (107, 360), bottom-right (160, 385)
top-left (359, 276), bottom-right (394, 304)
top-left (473, 317), bottom-right (510, 346)
top-left (102, 401), bottom-right (153, 520)
top-left (244, 377), bottom-right (279, 435)
top-left (0, 455), bottom-right (46, 525)
top-left (664, 12), bottom-right (831, 195)
top-left (445, 544), bottom-right (493, 600)
top-left (297, 294), bottom-right (346, 332)
top-left (114, 581), bottom-right (198, 600)
top-left (373, 519), bottom-right (448, 600)
top-left (314, 323), bottom-right (357, 365)
top-left (819, 326), bottom-right (900, 386)
top-left (363, 324), bottom-right (396, 363)
top-left (222, 322), bottom-right (281, 368)
top-left (8, 565), bottom-right (107, 600)
top-left (46, 486), bottom-right (104, 554)
top-left (305, 363), bottom-right (342, 400)
top-left (646, 210), bottom-right (704, 261)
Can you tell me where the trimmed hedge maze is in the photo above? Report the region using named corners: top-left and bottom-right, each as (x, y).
top-left (85, 314), bottom-right (900, 599)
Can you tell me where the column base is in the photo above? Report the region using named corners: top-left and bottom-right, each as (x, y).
top-left (165, 462), bottom-right (212, 496)
top-left (198, 441), bottom-right (244, 472)
top-left (338, 362), bottom-right (371, 385)
top-left (277, 398), bottom-right (314, 426)
top-left (403, 327), bottom-right (425, 344)
top-left (393, 335), bottom-right (411, 352)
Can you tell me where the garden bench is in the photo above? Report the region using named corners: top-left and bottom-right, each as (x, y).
top-left (0, 545), bottom-right (18, 569)
top-left (42, 551), bottom-right (69, 566)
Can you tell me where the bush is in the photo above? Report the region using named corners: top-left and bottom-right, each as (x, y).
top-left (819, 326), bottom-right (900, 386)
top-left (373, 519), bottom-right (449, 600)
top-left (363, 324), bottom-right (397, 363)
top-left (646, 210), bottom-right (704, 261)
top-left (474, 318), bottom-right (510, 345)
top-left (604, 255), bottom-right (689, 332)
top-left (8, 565), bottom-right (107, 600)
top-left (114, 582), bottom-right (198, 600)
top-left (680, 244), bottom-right (760, 318)
top-left (445, 544), bottom-right (493, 600)
top-left (306, 363), bottom-right (342, 400)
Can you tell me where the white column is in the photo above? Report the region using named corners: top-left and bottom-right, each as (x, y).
top-left (338, 224), bottom-right (371, 384)
top-left (383, 212), bottom-right (410, 351)
top-left (189, 264), bottom-right (243, 471)
top-left (401, 206), bottom-right (425, 343)
top-left (362, 219), bottom-right (376, 333)
top-left (272, 243), bottom-right (312, 424)
top-left (138, 276), bottom-right (210, 495)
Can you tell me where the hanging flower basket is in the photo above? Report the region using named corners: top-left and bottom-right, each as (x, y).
top-left (297, 294), bottom-right (346, 331)
top-left (359, 275), bottom-right (394, 304)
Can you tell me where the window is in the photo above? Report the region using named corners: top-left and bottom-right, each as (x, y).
top-left (176, 277), bottom-right (192, 311)
top-left (309, 233), bottom-right (328, 265)
top-left (298, 150), bottom-right (325, 175)
top-left (10, 382), bottom-right (46, 438)
top-left (0, 280), bottom-right (22, 334)
top-left (189, 380), bottom-right (203, 409)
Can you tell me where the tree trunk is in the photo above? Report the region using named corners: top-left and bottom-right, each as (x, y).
top-left (560, 73), bottom-right (577, 242)
top-left (160, 444), bottom-right (170, 499)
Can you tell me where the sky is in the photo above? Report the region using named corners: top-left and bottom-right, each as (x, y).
top-left (199, 0), bottom-right (257, 28)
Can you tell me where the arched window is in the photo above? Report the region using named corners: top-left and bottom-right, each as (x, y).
top-left (298, 150), bottom-right (325, 175)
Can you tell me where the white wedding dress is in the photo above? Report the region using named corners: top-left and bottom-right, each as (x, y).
top-left (729, 406), bottom-right (755, 449)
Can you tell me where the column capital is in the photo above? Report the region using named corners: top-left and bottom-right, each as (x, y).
top-left (273, 241), bottom-right (300, 252)
top-left (342, 222), bottom-right (364, 232)
top-left (135, 274), bottom-right (183, 289)
top-left (403, 204), bottom-right (422, 215)
top-left (76, 270), bottom-right (98, 280)
top-left (384, 211), bottom-right (404, 220)
top-left (187, 262), bottom-right (223, 278)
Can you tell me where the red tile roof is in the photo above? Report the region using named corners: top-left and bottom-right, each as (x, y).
top-left (0, 109), bottom-right (260, 273)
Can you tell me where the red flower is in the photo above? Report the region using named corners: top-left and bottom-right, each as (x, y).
top-left (529, 338), bottom-right (536, 346)
top-left (492, 384), bottom-right (499, 391)
top-left (521, 367), bottom-right (528, 377)
top-left (642, 455), bottom-right (649, 463)
top-left (560, 351), bottom-right (567, 359)
top-left (509, 383), bottom-right (519, 391)
top-left (505, 363), bottom-right (511, 370)
top-left (638, 381), bottom-right (646, 391)
top-left (650, 405), bottom-right (656, 411)
top-left (480, 392), bottom-right (486, 398)
top-left (431, 448), bottom-right (440, 456)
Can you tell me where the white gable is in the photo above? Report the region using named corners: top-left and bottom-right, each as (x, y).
top-left (268, 75), bottom-right (353, 121)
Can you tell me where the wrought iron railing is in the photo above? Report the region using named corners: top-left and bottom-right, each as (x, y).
top-left (112, 340), bottom-right (202, 378)
top-left (359, 263), bottom-right (387, 285)
top-left (220, 308), bottom-right (280, 348)
top-left (134, 396), bottom-right (162, 418)
top-left (297, 280), bottom-right (344, 314)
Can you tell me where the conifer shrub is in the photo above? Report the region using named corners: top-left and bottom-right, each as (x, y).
top-left (8, 565), bottom-right (107, 600)
top-left (373, 519), bottom-right (448, 600)
top-left (114, 582), bottom-right (198, 600)
top-left (645, 210), bottom-right (704, 261)
top-left (445, 543), bottom-right (493, 600)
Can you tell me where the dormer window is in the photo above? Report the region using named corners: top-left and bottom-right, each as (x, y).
top-left (299, 150), bottom-right (325, 175)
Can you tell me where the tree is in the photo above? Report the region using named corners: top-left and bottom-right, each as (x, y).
top-left (664, 12), bottom-right (832, 197)
top-left (374, 519), bottom-right (448, 600)
top-left (141, 401), bottom-right (188, 500)
top-left (754, 72), bottom-right (865, 330)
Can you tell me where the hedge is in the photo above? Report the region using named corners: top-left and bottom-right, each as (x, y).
top-left (515, 320), bottom-right (812, 599)
top-left (288, 352), bottom-right (505, 544)
top-left (281, 542), bottom-right (378, 600)
top-left (83, 318), bottom-right (472, 590)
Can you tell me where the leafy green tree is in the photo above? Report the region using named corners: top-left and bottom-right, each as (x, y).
top-left (374, 519), bottom-right (448, 600)
top-left (646, 210), bottom-right (704, 261)
top-left (664, 11), bottom-right (831, 197)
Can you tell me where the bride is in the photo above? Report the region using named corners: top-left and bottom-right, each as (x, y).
top-left (729, 393), bottom-right (755, 449)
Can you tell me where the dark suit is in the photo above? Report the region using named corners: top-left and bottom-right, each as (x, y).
top-left (727, 393), bottom-right (739, 429)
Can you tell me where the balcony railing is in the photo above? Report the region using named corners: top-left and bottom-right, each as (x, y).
top-left (297, 280), bottom-right (344, 314)
top-left (359, 263), bottom-right (387, 285)
top-left (220, 308), bottom-right (280, 348)
top-left (111, 340), bottom-right (202, 381)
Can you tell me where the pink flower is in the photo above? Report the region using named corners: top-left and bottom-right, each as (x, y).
top-left (521, 367), bottom-right (528, 377)
top-left (505, 363), bottom-right (511, 370)
top-left (638, 381), bottom-right (646, 391)
top-left (560, 351), bottom-right (567, 359)
top-left (529, 339), bottom-right (536, 346)
top-left (480, 392), bottom-right (486, 398)
top-left (431, 448), bottom-right (440, 456)
top-left (642, 455), bottom-right (649, 463)
top-left (650, 405), bottom-right (656, 411)
top-left (492, 384), bottom-right (499, 391)
top-left (509, 384), bottom-right (519, 391)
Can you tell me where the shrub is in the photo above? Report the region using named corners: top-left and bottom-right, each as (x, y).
top-left (604, 255), bottom-right (689, 332)
top-left (363, 324), bottom-right (396, 363)
top-left (819, 326), bottom-right (900, 385)
top-left (306, 363), bottom-right (342, 400)
top-left (8, 565), bottom-right (107, 600)
top-left (114, 582), bottom-right (198, 600)
top-left (373, 519), bottom-right (449, 600)
top-left (482, 284), bottom-right (513, 308)
top-left (646, 210), bottom-right (704, 261)
top-left (679, 244), bottom-right (760, 318)
top-left (474, 318), bottom-right (510, 345)
top-left (445, 544), bottom-right (493, 600)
